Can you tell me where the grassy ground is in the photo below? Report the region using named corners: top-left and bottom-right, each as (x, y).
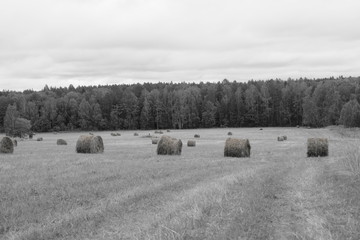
top-left (0, 127), bottom-right (359, 239)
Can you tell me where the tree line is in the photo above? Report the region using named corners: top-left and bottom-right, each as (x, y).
top-left (1, 76), bottom-right (360, 135)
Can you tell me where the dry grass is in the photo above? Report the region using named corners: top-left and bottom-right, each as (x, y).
top-left (0, 128), bottom-right (360, 239)
top-left (342, 144), bottom-right (360, 175)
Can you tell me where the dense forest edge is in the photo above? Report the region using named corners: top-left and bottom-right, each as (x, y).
top-left (1, 76), bottom-right (360, 135)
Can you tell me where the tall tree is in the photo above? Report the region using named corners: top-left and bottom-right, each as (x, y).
top-left (339, 99), bottom-right (360, 127)
top-left (3, 104), bottom-right (19, 136)
top-left (78, 99), bottom-right (92, 130)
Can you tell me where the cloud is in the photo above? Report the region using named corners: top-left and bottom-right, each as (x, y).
top-left (0, 0), bottom-right (360, 91)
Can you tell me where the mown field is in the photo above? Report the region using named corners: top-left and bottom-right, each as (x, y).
top-left (1, 127), bottom-right (360, 240)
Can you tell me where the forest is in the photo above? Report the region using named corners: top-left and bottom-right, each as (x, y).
top-left (1, 76), bottom-right (360, 134)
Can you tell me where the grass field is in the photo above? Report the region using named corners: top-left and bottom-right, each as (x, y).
top-left (1, 127), bottom-right (360, 239)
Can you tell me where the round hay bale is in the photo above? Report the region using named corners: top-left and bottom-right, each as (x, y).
top-left (116, 133), bottom-right (121, 136)
top-left (110, 133), bottom-right (117, 136)
top-left (134, 133), bottom-right (139, 136)
top-left (37, 137), bottom-right (43, 141)
top-left (57, 139), bottom-right (67, 145)
top-left (260, 128), bottom-right (263, 130)
top-left (224, 138), bottom-right (250, 158)
top-left (282, 136), bottom-right (287, 140)
top-left (155, 130), bottom-right (163, 134)
top-left (227, 132), bottom-right (233, 136)
top-left (0, 137), bottom-right (14, 153)
top-left (277, 136), bottom-right (284, 141)
top-left (194, 134), bottom-right (200, 138)
top-left (187, 140), bottom-right (196, 147)
top-left (152, 138), bottom-right (159, 144)
top-left (157, 135), bottom-right (182, 155)
top-left (166, 129), bottom-right (171, 132)
top-left (76, 135), bottom-right (104, 154)
top-left (307, 138), bottom-right (328, 157)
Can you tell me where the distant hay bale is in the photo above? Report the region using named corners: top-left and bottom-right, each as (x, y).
top-left (57, 139), bottom-right (67, 145)
top-left (111, 133), bottom-right (116, 136)
top-left (224, 138), bottom-right (251, 158)
top-left (134, 133), bottom-right (139, 136)
top-left (155, 130), bottom-right (163, 134)
top-left (89, 132), bottom-right (94, 135)
top-left (116, 133), bottom-right (121, 136)
top-left (277, 136), bottom-right (284, 141)
top-left (167, 129), bottom-right (171, 132)
top-left (187, 140), bottom-right (196, 147)
top-left (260, 128), bottom-right (263, 130)
top-left (141, 133), bottom-right (153, 138)
top-left (282, 136), bottom-right (287, 140)
top-left (0, 137), bottom-right (14, 154)
top-left (152, 138), bottom-right (159, 144)
top-left (157, 135), bottom-right (182, 155)
top-left (37, 137), bottom-right (43, 141)
top-left (194, 134), bottom-right (200, 138)
top-left (227, 132), bottom-right (233, 136)
top-left (307, 138), bottom-right (328, 157)
top-left (76, 135), bottom-right (104, 154)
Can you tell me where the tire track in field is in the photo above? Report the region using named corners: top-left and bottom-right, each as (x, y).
top-left (9, 159), bottom-right (264, 240)
top-left (272, 159), bottom-right (332, 240)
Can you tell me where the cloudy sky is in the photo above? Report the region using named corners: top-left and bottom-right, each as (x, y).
top-left (1, 0), bottom-right (360, 91)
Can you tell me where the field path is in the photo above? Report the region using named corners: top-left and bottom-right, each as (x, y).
top-left (272, 159), bottom-right (333, 240)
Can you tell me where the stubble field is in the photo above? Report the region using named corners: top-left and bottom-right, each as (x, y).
top-left (1, 127), bottom-right (360, 240)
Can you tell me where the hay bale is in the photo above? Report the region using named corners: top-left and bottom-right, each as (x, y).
top-left (187, 140), bottom-right (196, 147)
top-left (76, 135), bottom-right (104, 154)
top-left (116, 133), bottom-right (121, 136)
top-left (157, 135), bottom-right (182, 155)
top-left (57, 139), bottom-right (67, 145)
top-left (142, 133), bottom-right (153, 138)
top-left (152, 138), bottom-right (159, 144)
top-left (194, 134), bottom-right (200, 138)
top-left (227, 132), bottom-right (233, 136)
top-left (37, 137), bottom-right (43, 141)
top-left (155, 130), bottom-right (163, 134)
top-left (167, 129), bottom-right (171, 132)
top-left (0, 137), bottom-right (14, 153)
top-left (224, 138), bottom-right (250, 158)
top-left (134, 133), bottom-right (139, 136)
top-left (282, 136), bottom-right (287, 140)
top-left (307, 138), bottom-right (328, 157)
top-left (277, 136), bottom-right (284, 141)
top-left (111, 133), bottom-right (116, 136)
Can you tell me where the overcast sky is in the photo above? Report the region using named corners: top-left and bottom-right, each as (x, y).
top-left (1, 0), bottom-right (360, 91)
